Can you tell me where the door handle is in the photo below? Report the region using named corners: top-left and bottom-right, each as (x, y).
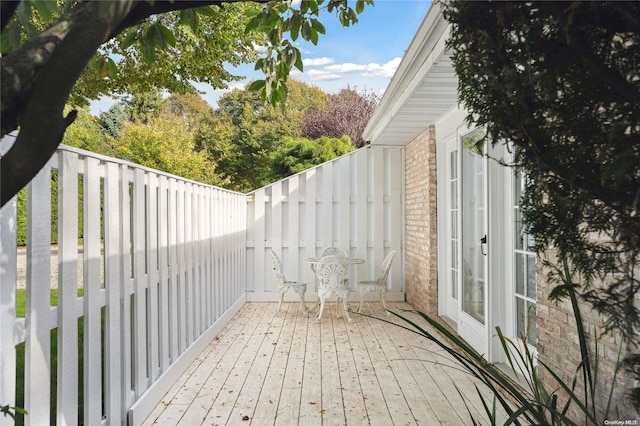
top-left (480, 235), bottom-right (487, 256)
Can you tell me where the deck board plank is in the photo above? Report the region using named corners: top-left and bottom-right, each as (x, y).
top-left (144, 302), bottom-right (511, 426)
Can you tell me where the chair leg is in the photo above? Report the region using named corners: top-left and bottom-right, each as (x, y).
top-left (277, 289), bottom-right (285, 313)
top-left (379, 287), bottom-right (389, 316)
top-left (358, 286), bottom-right (365, 313)
top-left (342, 296), bottom-right (353, 323)
top-left (294, 287), bottom-right (309, 317)
top-left (316, 295), bottom-right (327, 323)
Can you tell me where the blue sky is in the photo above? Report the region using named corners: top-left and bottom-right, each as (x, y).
top-left (90, 1), bottom-right (431, 115)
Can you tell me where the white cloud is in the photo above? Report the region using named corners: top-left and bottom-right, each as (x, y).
top-left (306, 69), bottom-right (342, 81)
top-left (324, 57), bottom-right (402, 78)
top-left (303, 57), bottom-right (335, 67)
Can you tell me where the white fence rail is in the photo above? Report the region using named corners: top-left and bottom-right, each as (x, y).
top-left (246, 145), bottom-right (405, 302)
top-left (0, 144), bottom-right (246, 425)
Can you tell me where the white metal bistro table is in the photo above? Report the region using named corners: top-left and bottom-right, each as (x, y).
top-left (304, 255), bottom-right (365, 322)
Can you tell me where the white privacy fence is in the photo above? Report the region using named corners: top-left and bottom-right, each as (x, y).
top-left (0, 142), bottom-right (405, 425)
top-left (246, 145), bottom-right (405, 301)
top-left (0, 144), bottom-right (246, 425)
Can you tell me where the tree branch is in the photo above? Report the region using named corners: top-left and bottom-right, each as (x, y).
top-left (0, 0), bottom-right (268, 206)
top-left (1, 0), bottom-right (138, 206)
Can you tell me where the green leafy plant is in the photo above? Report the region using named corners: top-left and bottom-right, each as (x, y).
top-left (372, 280), bottom-right (621, 425)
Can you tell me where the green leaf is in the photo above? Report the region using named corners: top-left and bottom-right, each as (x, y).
top-left (16, 0), bottom-right (32, 24)
top-left (157, 24), bottom-right (177, 47)
top-left (99, 57), bottom-right (109, 78)
top-left (356, 0), bottom-right (365, 14)
top-left (120, 30), bottom-right (138, 49)
top-left (310, 19), bottom-right (325, 35)
top-left (289, 13), bottom-right (301, 41)
top-left (301, 20), bottom-right (311, 41)
top-left (245, 15), bottom-right (264, 34)
top-left (294, 51), bottom-right (303, 72)
top-left (33, 0), bottom-right (58, 22)
top-left (248, 79), bottom-right (266, 92)
top-left (106, 57), bottom-right (118, 79)
top-left (180, 9), bottom-right (198, 32)
top-left (195, 5), bottom-right (216, 17)
top-left (0, 24), bottom-right (22, 53)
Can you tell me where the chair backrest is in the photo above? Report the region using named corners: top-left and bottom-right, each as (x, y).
top-left (380, 250), bottom-right (396, 281)
top-left (270, 249), bottom-right (286, 283)
top-left (315, 255), bottom-right (347, 288)
top-left (320, 246), bottom-right (348, 258)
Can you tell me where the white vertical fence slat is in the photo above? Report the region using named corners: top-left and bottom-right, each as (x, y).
top-left (176, 180), bottom-right (186, 354)
top-left (104, 161), bottom-right (122, 424)
top-left (287, 176), bottom-right (300, 278)
top-left (120, 165), bottom-right (134, 413)
top-left (246, 146), bottom-right (405, 301)
top-left (304, 169), bottom-right (317, 288)
top-left (157, 175), bottom-right (170, 370)
top-left (167, 178), bottom-right (179, 362)
top-left (84, 156), bottom-right (103, 424)
top-left (184, 183), bottom-right (193, 346)
top-left (0, 197), bottom-right (18, 426)
top-left (25, 163), bottom-right (53, 425)
top-left (133, 168), bottom-right (148, 398)
top-left (147, 172), bottom-right (160, 382)
top-left (57, 150), bottom-right (79, 425)
top-left (253, 188), bottom-right (266, 294)
top-left (373, 147), bottom-right (385, 275)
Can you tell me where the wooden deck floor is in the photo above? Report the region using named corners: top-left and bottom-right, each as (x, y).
top-left (143, 301), bottom-right (508, 425)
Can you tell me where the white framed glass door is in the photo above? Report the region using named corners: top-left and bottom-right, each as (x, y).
top-left (458, 128), bottom-right (488, 350)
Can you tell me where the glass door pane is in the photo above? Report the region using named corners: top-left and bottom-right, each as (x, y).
top-left (461, 130), bottom-right (486, 324)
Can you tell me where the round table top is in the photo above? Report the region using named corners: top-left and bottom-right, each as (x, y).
top-left (304, 256), bottom-right (365, 265)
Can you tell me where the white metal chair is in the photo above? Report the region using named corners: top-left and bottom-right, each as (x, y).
top-left (319, 246), bottom-right (350, 286)
top-left (320, 246), bottom-right (348, 258)
top-left (315, 255), bottom-right (352, 323)
top-left (270, 249), bottom-right (308, 317)
top-left (358, 251), bottom-right (396, 316)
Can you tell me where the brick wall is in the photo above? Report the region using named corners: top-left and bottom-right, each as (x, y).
top-left (404, 125), bottom-right (438, 316)
top-left (537, 254), bottom-right (638, 421)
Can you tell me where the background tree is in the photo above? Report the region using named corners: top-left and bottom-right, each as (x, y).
top-left (443, 0), bottom-right (640, 409)
top-left (266, 135), bottom-right (355, 182)
top-left (163, 93), bottom-right (215, 132)
top-left (98, 103), bottom-right (127, 140)
top-left (115, 113), bottom-right (226, 187)
top-left (0, 0), bottom-right (373, 206)
top-left (195, 80), bottom-right (326, 191)
top-left (302, 86), bottom-right (379, 147)
top-left (122, 89), bottom-right (165, 123)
